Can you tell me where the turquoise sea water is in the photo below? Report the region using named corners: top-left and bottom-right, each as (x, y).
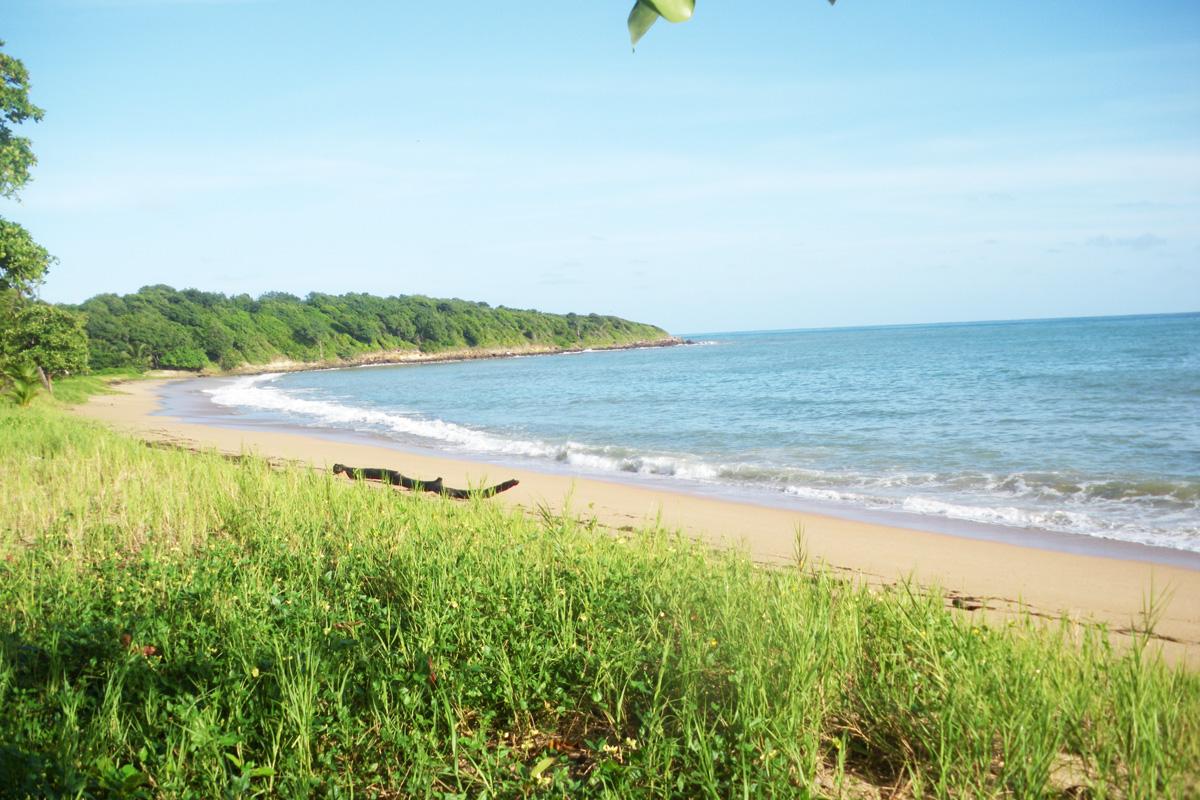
top-left (186, 313), bottom-right (1200, 552)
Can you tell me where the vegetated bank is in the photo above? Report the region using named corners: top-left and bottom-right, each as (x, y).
top-left (72, 285), bottom-right (678, 373)
top-left (1, 382), bottom-right (1197, 798)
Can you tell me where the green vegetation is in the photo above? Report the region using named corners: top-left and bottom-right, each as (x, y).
top-left (0, 40), bottom-right (45, 205)
top-left (1, 40), bottom-right (52, 298)
top-left (1, 301), bottom-right (89, 388)
top-left (0, 216), bottom-right (53, 296)
top-left (1, 387), bottom-right (1197, 797)
top-left (0, 40), bottom-right (89, 402)
top-left (75, 285), bottom-right (672, 372)
top-left (1, 361), bottom-right (40, 406)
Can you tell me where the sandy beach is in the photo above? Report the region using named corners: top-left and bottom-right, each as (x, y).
top-left (76, 378), bottom-right (1200, 666)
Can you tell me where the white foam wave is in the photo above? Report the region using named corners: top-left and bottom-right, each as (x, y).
top-left (558, 450), bottom-right (717, 479)
top-left (206, 376), bottom-right (724, 481)
top-left (207, 375), bottom-right (561, 457)
top-left (784, 485), bottom-right (866, 504)
top-left (785, 481), bottom-right (1199, 551)
top-left (900, 496), bottom-right (1096, 532)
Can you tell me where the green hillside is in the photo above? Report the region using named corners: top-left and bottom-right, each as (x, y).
top-left (73, 285), bottom-right (673, 372)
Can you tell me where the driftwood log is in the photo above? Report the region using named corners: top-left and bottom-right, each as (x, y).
top-left (332, 463), bottom-right (518, 500)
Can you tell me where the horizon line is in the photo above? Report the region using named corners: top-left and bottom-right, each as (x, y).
top-left (680, 309), bottom-right (1200, 339)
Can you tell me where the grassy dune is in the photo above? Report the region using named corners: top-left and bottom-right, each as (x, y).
top-left (1, 387), bottom-right (1197, 797)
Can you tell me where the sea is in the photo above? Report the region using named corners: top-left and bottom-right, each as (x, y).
top-left (162, 313), bottom-right (1200, 557)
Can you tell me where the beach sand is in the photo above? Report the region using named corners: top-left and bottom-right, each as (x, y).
top-left (75, 378), bottom-right (1200, 666)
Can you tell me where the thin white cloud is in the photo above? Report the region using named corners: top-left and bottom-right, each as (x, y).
top-left (17, 153), bottom-right (456, 212)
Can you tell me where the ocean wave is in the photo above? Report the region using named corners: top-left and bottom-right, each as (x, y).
top-left (767, 468), bottom-right (1198, 551)
top-left (207, 375), bottom-right (567, 458)
top-left (783, 485), bottom-right (867, 504)
top-left (899, 496), bottom-right (1096, 532)
top-left (947, 471), bottom-right (1200, 509)
top-left (206, 376), bottom-right (724, 480)
top-left (558, 449), bottom-right (720, 480)
top-left (804, 469), bottom-right (1200, 511)
top-left (785, 483), bottom-right (1198, 551)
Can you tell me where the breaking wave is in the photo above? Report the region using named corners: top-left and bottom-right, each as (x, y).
top-left (206, 375), bottom-right (722, 480)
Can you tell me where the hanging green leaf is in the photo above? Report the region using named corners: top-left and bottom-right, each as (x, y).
top-left (628, 0), bottom-right (695, 48)
top-left (649, 0), bottom-right (695, 23)
top-left (628, 0), bottom-right (660, 48)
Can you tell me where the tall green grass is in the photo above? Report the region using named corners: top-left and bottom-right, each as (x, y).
top-left (1, 392), bottom-right (1197, 797)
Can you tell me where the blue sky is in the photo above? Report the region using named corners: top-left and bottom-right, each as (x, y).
top-left (3, 0), bottom-right (1198, 333)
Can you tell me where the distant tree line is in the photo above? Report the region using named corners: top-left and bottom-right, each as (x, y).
top-left (75, 285), bottom-right (671, 372)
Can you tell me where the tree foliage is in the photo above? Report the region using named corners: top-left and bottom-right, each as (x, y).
top-left (0, 39), bottom-right (72, 394)
top-left (0, 216), bottom-right (54, 296)
top-left (0, 41), bottom-right (81, 392)
top-left (0, 39), bottom-right (44, 199)
top-left (0, 41), bottom-right (51, 300)
top-left (1, 302), bottom-right (89, 386)
top-left (76, 285), bottom-right (671, 372)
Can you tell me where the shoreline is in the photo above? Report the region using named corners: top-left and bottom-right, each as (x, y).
top-left (76, 378), bottom-right (1200, 666)
top-left (161, 375), bottom-right (1200, 571)
top-left (211, 336), bottom-right (686, 377)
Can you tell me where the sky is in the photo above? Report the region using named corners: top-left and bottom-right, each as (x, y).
top-left (2, 0), bottom-right (1198, 334)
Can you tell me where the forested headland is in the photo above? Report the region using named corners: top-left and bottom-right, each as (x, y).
top-left (73, 285), bottom-right (675, 372)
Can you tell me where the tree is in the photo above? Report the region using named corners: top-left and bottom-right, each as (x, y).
top-left (1, 303), bottom-right (89, 389)
top-left (0, 40), bottom-right (72, 400)
top-left (0, 40), bottom-right (52, 298)
top-left (0, 43), bottom-right (90, 396)
top-left (0, 39), bottom-right (43, 199)
top-left (0, 216), bottom-right (54, 296)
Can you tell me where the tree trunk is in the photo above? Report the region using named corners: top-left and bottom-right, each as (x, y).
top-left (36, 365), bottom-right (52, 394)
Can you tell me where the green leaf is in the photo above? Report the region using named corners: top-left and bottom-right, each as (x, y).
top-left (0, 217), bottom-right (55, 297)
top-left (628, 0), bottom-right (659, 48)
top-left (649, 0), bottom-right (694, 23)
top-left (530, 755), bottom-right (556, 778)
